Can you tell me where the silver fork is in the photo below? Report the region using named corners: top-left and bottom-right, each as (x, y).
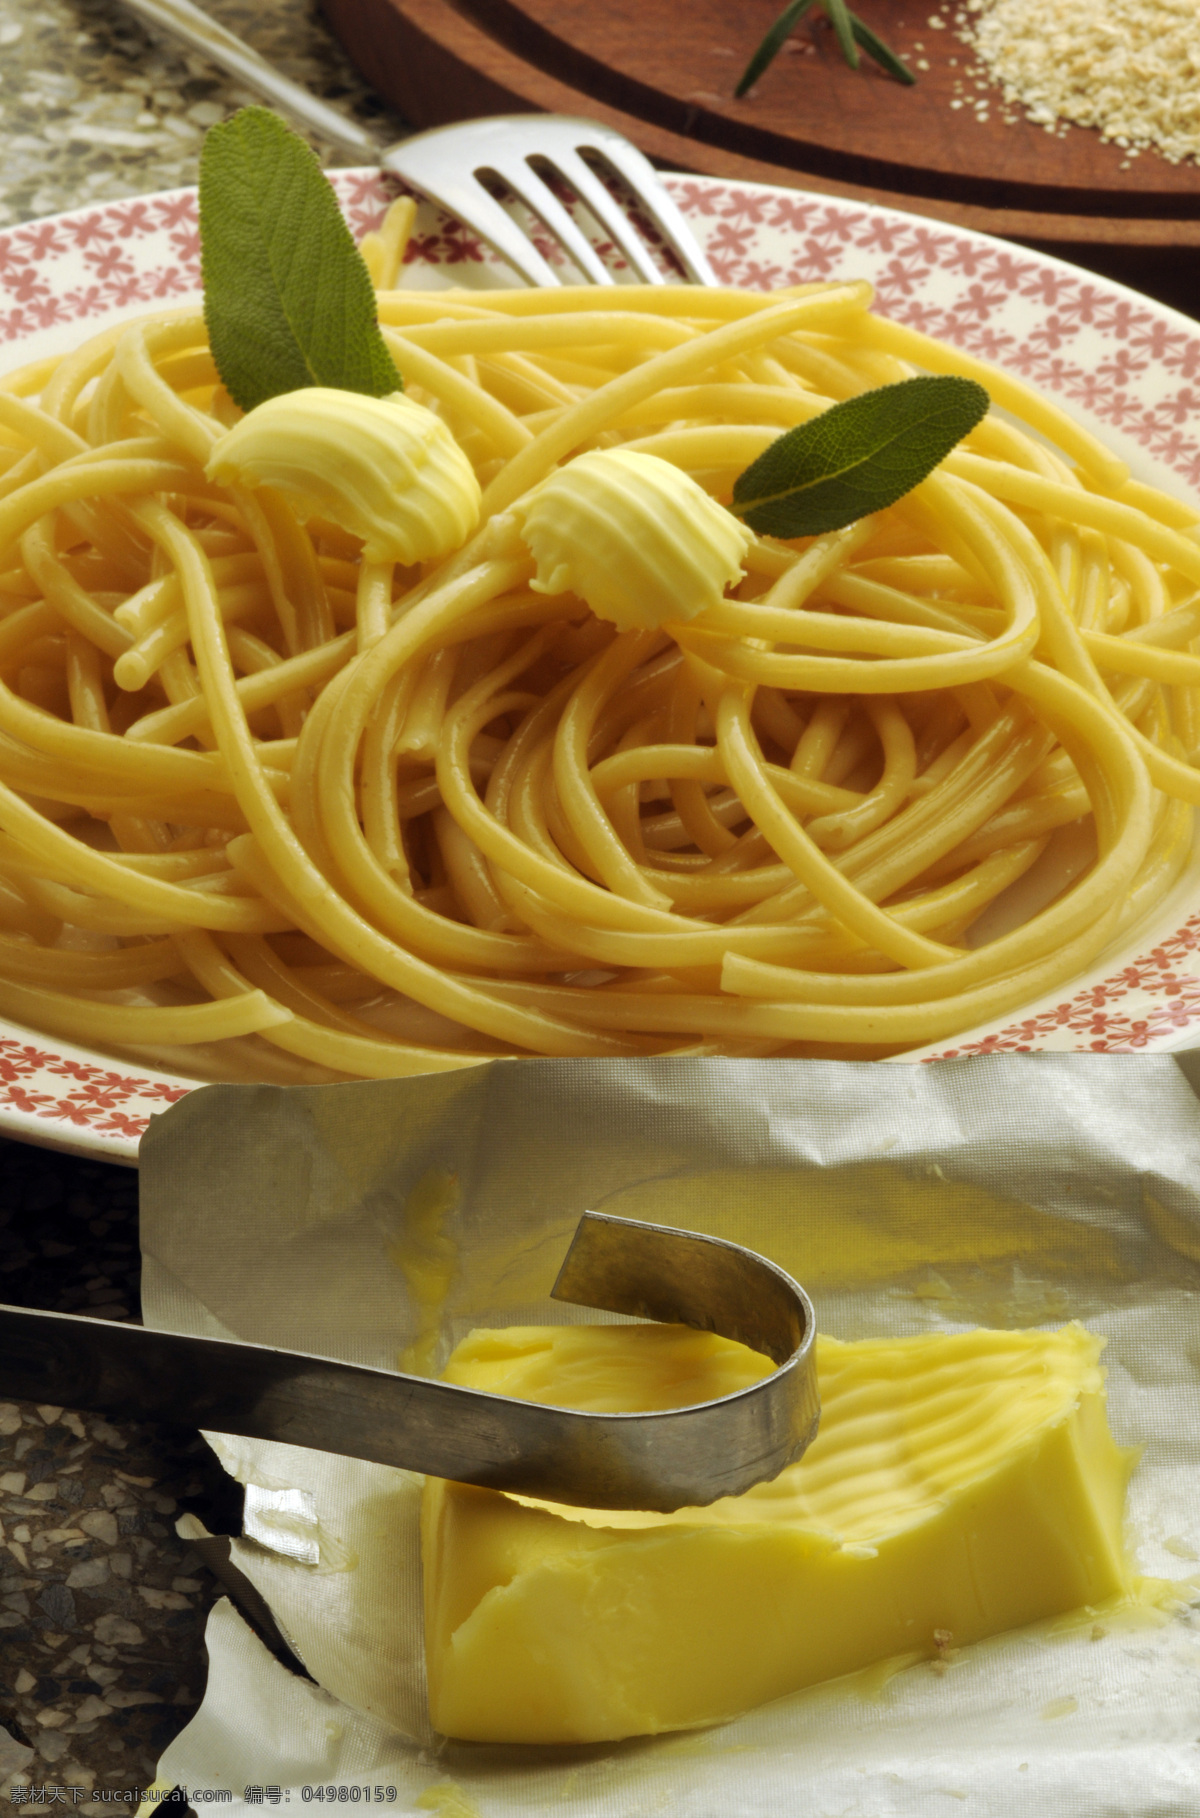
top-left (118, 0), bottom-right (718, 287)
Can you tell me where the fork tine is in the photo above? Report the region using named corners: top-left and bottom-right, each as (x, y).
top-left (574, 127), bottom-right (720, 287)
top-left (543, 148), bottom-right (667, 285)
top-left (383, 116), bottom-right (720, 292)
top-left (488, 157), bottom-right (616, 287)
top-left (382, 144), bottom-right (563, 287)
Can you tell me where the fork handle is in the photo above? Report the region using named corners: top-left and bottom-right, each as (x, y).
top-left (119, 0), bottom-right (383, 161)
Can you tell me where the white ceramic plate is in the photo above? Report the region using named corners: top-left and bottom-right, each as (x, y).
top-left (3, 170), bottom-right (1200, 1162)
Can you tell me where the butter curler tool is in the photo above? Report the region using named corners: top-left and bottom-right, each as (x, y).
top-left (0, 1211), bottom-right (818, 1512)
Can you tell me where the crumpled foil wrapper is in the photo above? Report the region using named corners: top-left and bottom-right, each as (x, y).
top-left (137, 1053), bottom-right (1200, 1815)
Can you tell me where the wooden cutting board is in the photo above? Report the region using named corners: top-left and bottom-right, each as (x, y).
top-left (320, 0), bottom-right (1200, 305)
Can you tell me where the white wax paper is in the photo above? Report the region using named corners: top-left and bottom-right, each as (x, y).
top-left (136, 1055), bottom-right (1200, 1815)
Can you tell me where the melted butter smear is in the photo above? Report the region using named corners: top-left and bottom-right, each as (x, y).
top-left (391, 1168), bottom-right (460, 1374)
top-left (447, 1164), bottom-right (1137, 1330)
top-left (415, 1785), bottom-right (481, 1818)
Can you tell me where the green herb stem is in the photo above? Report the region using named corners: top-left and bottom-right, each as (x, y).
top-left (735, 0), bottom-right (819, 97)
top-left (823, 0), bottom-right (861, 69)
top-left (850, 14), bottom-right (918, 84)
top-left (736, 1), bottom-right (915, 97)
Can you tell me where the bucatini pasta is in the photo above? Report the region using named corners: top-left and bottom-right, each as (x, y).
top-left (0, 212), bottom-right (1198, 1077)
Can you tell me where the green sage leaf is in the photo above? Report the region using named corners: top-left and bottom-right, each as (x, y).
top-left (199, 106), bottom-right (402, 413)
top-left (731, 375), bottom-right (990, 539)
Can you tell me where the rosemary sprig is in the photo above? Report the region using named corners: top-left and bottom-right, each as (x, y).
top-left (848, 11), bottom-right (917, 82)
top-left (735, 0), bottom-right (917, 97)
top-left (824, 0), bottom-right (860, 67)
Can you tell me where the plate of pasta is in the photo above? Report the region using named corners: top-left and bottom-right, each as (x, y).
top-left (4, 164), bottom-right (1200, 1163)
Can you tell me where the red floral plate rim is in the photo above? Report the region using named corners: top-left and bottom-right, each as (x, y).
top-left (3, 170), bottom-right (1200, 1161)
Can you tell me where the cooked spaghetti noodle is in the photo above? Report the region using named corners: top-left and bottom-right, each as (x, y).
top-left (0, 220), bottom-right (1197, 1076)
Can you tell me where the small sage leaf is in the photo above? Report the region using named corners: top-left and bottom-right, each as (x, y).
top-left (199, 106), bottom-right (402, 413)
top-left (731, 375), bottom-right (990, 538)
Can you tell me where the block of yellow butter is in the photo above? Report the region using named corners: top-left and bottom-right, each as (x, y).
top-left (421, 1321), bottom-right (1138, 1744)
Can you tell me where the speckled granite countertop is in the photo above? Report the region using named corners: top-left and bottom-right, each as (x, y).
top-left (0, 1136), bottom-right (250, 1799)
top-left (0, 3), bottom-right (410, 1799)
top-left (0, 0), bottom-right (408, 227)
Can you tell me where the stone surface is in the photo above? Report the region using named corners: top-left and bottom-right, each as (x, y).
top-left (0, 1137), bottom-right (244, 1799)
top-left (0, 0), bottom-right (409, 227)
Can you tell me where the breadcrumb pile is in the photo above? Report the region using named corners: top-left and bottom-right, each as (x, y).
top-left (962, 0), bottom-right (1200, 165)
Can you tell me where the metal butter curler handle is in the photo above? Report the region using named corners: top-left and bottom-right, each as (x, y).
top-left (0, 1211), bottom-right (817, 1512)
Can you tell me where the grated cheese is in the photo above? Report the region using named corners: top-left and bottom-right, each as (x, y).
top-left (962, 0), bottom-right (1200, 165)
